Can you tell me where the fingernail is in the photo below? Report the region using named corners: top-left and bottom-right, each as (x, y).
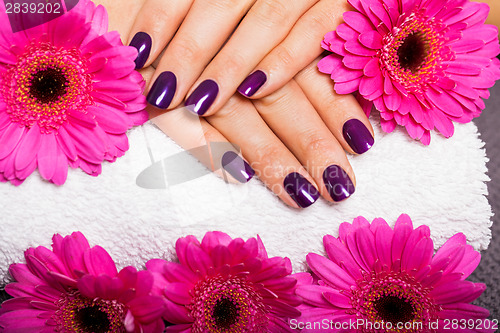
top-left (323, 165), bottom-right (355, 202)
top-left (237, 70), bottom-right (267, 97)
top-left (283, 172), bottom-right (320, 208)
top-left (130, 32), bottom-right (152, 69)
top-left (147, 71), bottom-right (177, 109)
top-left (221, 152), bottom-right (255, 183)
top-left (343, 119), bottom-right (374, 154)
top-left (185, 80), bottom-right (219, 116)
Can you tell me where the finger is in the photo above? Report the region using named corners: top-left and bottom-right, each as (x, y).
top-left (94, 0), bottom-right (146, 41)
top-left (239, 0), bottom-right (349, 98)
top-left (147, 0), bottom-right (256, 111)
top-left (207, 95), bottom-right (320, 208)
top-left (295, 58), bottom-right (375, 155)
top-left (151, 107), bottom-right (255, 184)
top-left (184, 0), bottom-right (319, 117)
top-left (127, 0), bottom-right (194, 70)
top-left (142, 66), bottom-right (254, 184)
top-left (253, 80), bottom-right (357, 203)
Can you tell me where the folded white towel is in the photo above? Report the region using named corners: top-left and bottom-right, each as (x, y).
top-left (0, 117), bottom-right (492, 284)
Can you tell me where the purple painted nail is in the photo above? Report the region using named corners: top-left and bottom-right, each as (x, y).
top-left (323, 165), bottom-right (355, 202)
top-left (221, 152), bottom-right (255, 183)
top-left (147, 72), bottom-right (177, 109)
top-left (185, 80), bottom-right (219, 116)
top-left (130, 32), bottom-right (152, 69)
top-left (343, 119), bottom-right (374, 154)
top-left (237, 70), bottom-right (267, 97)
top-left (283, 172), bottom-right (320, 208)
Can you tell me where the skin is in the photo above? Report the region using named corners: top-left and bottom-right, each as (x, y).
top-left (96, 0), bottom-right (499, 208)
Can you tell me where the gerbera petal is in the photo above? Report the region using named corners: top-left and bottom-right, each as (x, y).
top-left (383, 90), bottom-right (402, 110)
top-left (426, 88), bottom-right (464, 117)
top-left (13, 125), bottom-right (41, 171)
top-left (306, 253), bottom-right (355, 290)
top-left (83, 245), bottom-right (118, 277)
top-left (428, 107), bottom-right (455, 137)
top-left (344, 40), bottom-right (377, 56)
top-left (343, 11), bottom-right (374, 33)
top-left (359, 74), bottom-right (383, 97)
top-left (380, 118), bottom-right (397, 133)
top-left (364, 58), bottom-right (381, 77)
top-left (439, 303), bottom-right (490, 319)
top-left (186, 242), bottom-right (212, 276)
top-left (128, 295), bottom-right (166, 323)
top-left (334, 77), bottom-right (362, 94)
top-left (37, 134), bottom-right (59, 182)
top-left (343, 54), bottom-right (371, 69)
top-left (0, 124), bottom-right (25, 160)
top-left (323, 235), bottom-right (363, 280)
top-left (359, 30), bottom-right (383, 49)
top-left (89, 105), bottom-right (130, 134)
top-left (431, 281), bottom-right (486, 304)
top-left (336, 24), bottom-right (360, 41)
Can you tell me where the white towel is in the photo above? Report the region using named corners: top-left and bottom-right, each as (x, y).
top-left (0, 116), bottom-right (492, 284)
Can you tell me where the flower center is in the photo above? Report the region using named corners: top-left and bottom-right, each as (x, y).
top-left (373, 295), bottom-right (415, 324)
top-left (53, 290), bottom-right (125, 332)
top-left (1, 41), bottom-right (94, 133)
top-left (379, 12), bottom-right (453, 94)
top-left (348, 272), bottom-right (441, 332)
top-left (29, 67), bottom-right (68, 104)
top-left (397, 32), bottom-right (429, 73)
top-left (189, 275), bottom-right (269, 333)
top-left (212, 297), bottom-right (239, 329)
top-left (74, 305), bottom-right (111, 333)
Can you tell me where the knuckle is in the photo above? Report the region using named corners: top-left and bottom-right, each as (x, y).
top-left (253, 143), bottom-right (287, 176)
top-left (274, 44), bottom-right (296, 68)
top-left (215, 53), bottom-right (248, 80)
top-left (297, 131), bottom-right (331, 155)
top-left (254, 0), bottom-right (290, 27)
top-left (305, 9), bottom-right (335, 36)
top-left (210, 0), bottom-right (246, 10)
top-left (169, 37), bottom-right (200, 62)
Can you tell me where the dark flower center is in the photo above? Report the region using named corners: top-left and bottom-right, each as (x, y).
top-left (397, 31), bottom-right (429, 73)
top-left (373, 295), bottom-right (415, 324)
top-left (74, 305), bottom-right (111, 333)
top-left (29, 67), bottom-right (68, 104)
top-left (213, 297), bottom-right (239, 329)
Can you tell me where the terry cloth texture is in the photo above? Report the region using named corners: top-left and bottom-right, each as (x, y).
top-left (0, 105), bottom-right (493, 291)
top-left (470, 81), bottom-right (500, 319)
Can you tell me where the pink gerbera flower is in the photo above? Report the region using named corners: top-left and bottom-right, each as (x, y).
top-left (296, 215), bottom-right (493, 332)
top-left (319, 0), bottom-right (500, 144)
top-left (0, 0), bottom-right (148, 185)
top-left (147, 231), bottom-right (303, 332)
top-left (0, 232), bottom-right (165, 332)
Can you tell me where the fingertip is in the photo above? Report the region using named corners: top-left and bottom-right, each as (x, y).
top-left (129, 31), bottom-right (152, 70)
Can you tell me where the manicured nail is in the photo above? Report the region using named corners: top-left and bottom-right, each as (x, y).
top-left (147, 71), bottom-right (177, 109)
top-left (343, 119), bottom-right (374, 154)
top-left (221, 152), bottom-right (255, 183)
top-left (283, 172), bottom-right (320, 208)
top-left (185, 80), bottom-right (219, 116)
top-left (237, 70), bottom-right (267, 97)
top-left (130, 32), bottom-right (152, 69)
top-left (323, 165), bottom-right (355, 202)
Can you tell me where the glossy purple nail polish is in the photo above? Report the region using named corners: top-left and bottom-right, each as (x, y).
top-left (130, 32), bottom-right (152, 69)
top-left (185, 80), bottom-right (219, 116)
top-left (323, 165), bottom-right (355, 202)
top-left (221, 152), bottom-right (255, 183)
top-left (343, 119), bottom-right (375, 154)
top-left (283, 172), bottom-right (320, 208)
top-left (147, 72), bottom-right (177, 109)
top-left (237, 70), bottom-right (267, 97)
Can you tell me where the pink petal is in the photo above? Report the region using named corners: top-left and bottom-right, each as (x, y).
top-left (380, 118), bottom-right (397, 132)
top-left (364, 58), bottom-right (381, 77)
top-left (428, 108), bottom-right (455, 137)
top-left (90, 105), bottom-right (130, 134)
top-left (14, 125), bottom-right (41, 171)
top-left (128, 295), bottom-right (165, 323)
top-left (383, 91), bottom-right (402, 110)
top-left (425, 88), bottom-right (464, 117)
top-left (83, 245), bottom-right (118, 277)
top-left (306, 253), bottom-right (355, 290)
top-left (186, 242), bottom-right (212, 276)
top-left (431, 281), bottom-right (485, 304)
top-left (358, 30), bottom-right (383, 49)
top-left (334, 77), bottom-right (361, 94)
top-left (200, 231), bottom-right (232, 252)
top-left (359, 74), bottom-right (383, 97)
top-left (51, 149), bottom-right (68, 185)
top-left (323, 235), bottom-right (363, 280)
top-left (336, 24), bottom-right (359, 41)
top-left (55, 126), bottom-right (78, 161)
top-left (0, 123), bottom-right (25, 160)
top-left (344, 40), bottom-right (377, 56)
top-left (438, 303), bottom-right (490, 319)
top-left (444, 61), bottom-right (482, 76)
top-left (163, 301), bottom-right (193, 324)
top-left (37, 134), bottom-right (59, 181)
top-left (62, 232), bottom-right (91, 276)
top-left (343, 11), bottom-right (374, 33)
top-left (343, 54), bottom-right (371, 70)
top-left (323, 290), bottom-right (352, 309)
